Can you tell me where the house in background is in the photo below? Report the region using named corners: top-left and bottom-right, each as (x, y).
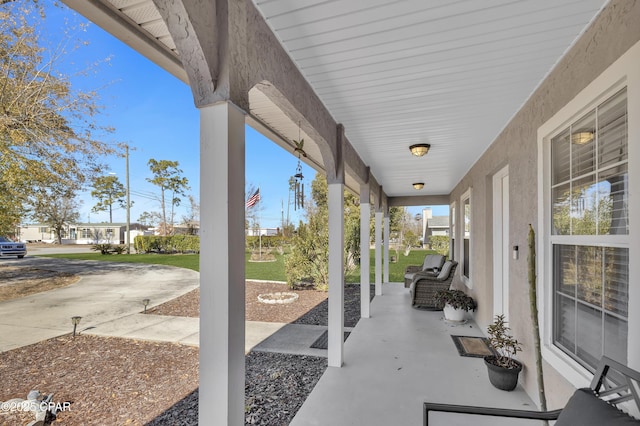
top-left (246, 228), bottom-right (279, 237)
top-left (18, 224), bottom-right (55, 243)
top-left (421, 207), bottom-right (449, 246)
top-left (19, 223), bottom-right (149, 244)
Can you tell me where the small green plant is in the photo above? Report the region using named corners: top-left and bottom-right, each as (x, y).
top-left (112, 245), bottom-right (126, 254)
top-left (91, 243), bottom-right (113, 255)
top-left (487, 314), bottom-right (522, 369)
top-left (434, 289), bottom-right (476, 311)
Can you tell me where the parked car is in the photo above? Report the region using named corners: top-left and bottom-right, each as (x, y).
top-left (0, 236), bottom-right (27, 258)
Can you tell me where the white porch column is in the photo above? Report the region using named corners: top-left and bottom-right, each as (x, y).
top-left (383, 213), bottom-right (390, 283)
top-left (328, 182), bottom-right (345, 367)
top-left (199, 102), bottom-right (245, 426)
top-left (360, 186), bottom-right (371, 318)
top-left (375, 211), bottom-right (383, 295)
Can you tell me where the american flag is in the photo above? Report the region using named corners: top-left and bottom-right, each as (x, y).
top-left (246, 188), bottom-right (261, 208)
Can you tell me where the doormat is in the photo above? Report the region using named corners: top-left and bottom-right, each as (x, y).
top-left (451, 335), bottom-right (495, 358)
top-left (310, 331), bottom-right (351, 349)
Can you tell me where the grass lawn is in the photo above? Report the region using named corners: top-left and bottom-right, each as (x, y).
top-left (345, 248), bottom-right (438, 283)
top-left (39, 248), bottom-right (440, 283)
top-left (37, 252), bottom-right (200, 272)
top-left (245, 251), bottom-right (286, 281)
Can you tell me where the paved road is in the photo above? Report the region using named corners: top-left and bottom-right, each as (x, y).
top-left (25, 244), bottom-right (97, 255)
top-left (0, 256), bottom-right (199, 352)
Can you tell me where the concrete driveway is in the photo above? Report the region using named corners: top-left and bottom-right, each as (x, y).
top-left (0, 257), bottom-right (199, 352)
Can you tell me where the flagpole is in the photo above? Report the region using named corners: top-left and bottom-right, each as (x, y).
top-left (258, 186), bottom-right (262, 260)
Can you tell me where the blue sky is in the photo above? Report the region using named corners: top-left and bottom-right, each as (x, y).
top-left (44, 4), bottom-right (445, 228)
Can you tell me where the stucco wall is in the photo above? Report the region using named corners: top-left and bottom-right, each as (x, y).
top-left (449, 0), bottom-right (640, 408)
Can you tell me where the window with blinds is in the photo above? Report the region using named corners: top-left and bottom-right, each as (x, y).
top-left (550, 88), bottom-right (628, 371)
top-left (463, 195), bottom-right (471, 279)
top-left (450, 204), bottom-right (456, 261)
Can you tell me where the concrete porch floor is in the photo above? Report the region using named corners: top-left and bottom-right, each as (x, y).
top-left (291, 282), bottom-right (540, 426)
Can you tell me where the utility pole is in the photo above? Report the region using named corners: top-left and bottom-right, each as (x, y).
top-left (126, 144), bottom-right (131, 253)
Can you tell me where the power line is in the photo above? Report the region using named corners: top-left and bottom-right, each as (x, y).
top-left (130, 190), bottom-right (159, 201)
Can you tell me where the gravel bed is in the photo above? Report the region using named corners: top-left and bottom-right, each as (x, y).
top-left (146, 352), bottom-right (327, 426)
top-left (144, 283), bottom-right (374, 425)
top-left (293, 284), bottom-right (375, 328)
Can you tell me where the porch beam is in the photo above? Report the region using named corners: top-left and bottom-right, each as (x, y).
top-left (388, 195), bottom-right (450, 207)
top-left (152, 0), bottom-right (217, 106)
top-left (199, 102), bottom-right (246, 426)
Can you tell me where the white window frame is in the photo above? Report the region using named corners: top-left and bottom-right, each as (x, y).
top-left (538, 40), bottom-right (640, 387)
top-left (461, 188), bottom-right (472, 287)
top-left (81, 228), bottom-right (91, 239)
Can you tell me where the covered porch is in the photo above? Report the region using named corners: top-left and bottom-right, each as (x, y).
top-left (57, 1), bottom-right (640, 424)
top-left (291, 282), bottom-right (535, 425)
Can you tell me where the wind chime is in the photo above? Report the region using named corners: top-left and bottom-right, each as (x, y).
top-left (292, 125), bottom-right (306, 210)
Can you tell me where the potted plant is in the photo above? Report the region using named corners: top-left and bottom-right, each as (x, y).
top-left (434, 289), bottom-right (476, 322)
top-left (484, 314), bottom-right (523, 391)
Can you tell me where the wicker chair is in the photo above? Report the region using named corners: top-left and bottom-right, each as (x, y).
top-left (404, 254), bottom-right (446, 288)
top-left (409, 261), bottom-right (458, 309)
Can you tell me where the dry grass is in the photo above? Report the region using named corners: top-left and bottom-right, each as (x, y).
top-left (0, 265), bottom-right (79, 302)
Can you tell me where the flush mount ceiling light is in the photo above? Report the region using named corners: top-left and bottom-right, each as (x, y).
top-left (409, 143), bottom-right (431, 157)
top-left (571, 131), bottom-right (594, 145)
top-left (413, 182), bottom-right (425, 190)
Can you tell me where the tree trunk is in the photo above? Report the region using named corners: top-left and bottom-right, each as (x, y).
top-left (161, 187), bottom-right (166, 235)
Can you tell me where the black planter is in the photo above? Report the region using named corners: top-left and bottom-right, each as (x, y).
top-left (484, 356), bottom-right (522, 391)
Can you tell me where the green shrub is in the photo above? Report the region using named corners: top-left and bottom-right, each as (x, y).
top-left (246, 235), bottom-right (284, 250)
top-left (134, 235), bottom-right (200, 254)
top-left (112, 245), bottom-right (126, 254)
top-left (91, 243), bottom-right (113, 255)
top-left (284, 219), bottom-right (328, 291)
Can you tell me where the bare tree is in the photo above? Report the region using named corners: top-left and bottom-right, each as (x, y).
top-left (0, 2), bottom-right (116, 234)
top-left (30, 187), bottom-right (81, 244)
top-left (181, 195), bottom-right (200, 235)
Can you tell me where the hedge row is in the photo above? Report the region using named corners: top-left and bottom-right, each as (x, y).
top-left (134, 235), bottom-right (200, 254)
top-left (133, 234), bottom-right (287, 254)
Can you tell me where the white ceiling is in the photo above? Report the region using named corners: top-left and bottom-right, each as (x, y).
top-left (64, 0), bottom-right (609, 198)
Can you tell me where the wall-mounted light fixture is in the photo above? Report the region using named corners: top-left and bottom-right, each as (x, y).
top-left (409, 144), bottom-right (431, 157)
top-left (571, 131), bottom-right (594, 145)
top-left (412, 182), bottom-right (425, 190)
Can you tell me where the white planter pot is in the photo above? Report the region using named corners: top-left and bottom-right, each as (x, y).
top-left (443, 304), bottom-right (466, 322)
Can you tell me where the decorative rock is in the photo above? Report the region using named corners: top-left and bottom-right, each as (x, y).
top-left (257, 292), bottom-right (299, 304)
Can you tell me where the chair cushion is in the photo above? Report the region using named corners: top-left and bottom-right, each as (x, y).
top-left (435, 261), bottom-right (454, 281)
top-left (422, 254), bottom-right (445, 271)
top-left (555, 388), bottom-right (640, 425)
